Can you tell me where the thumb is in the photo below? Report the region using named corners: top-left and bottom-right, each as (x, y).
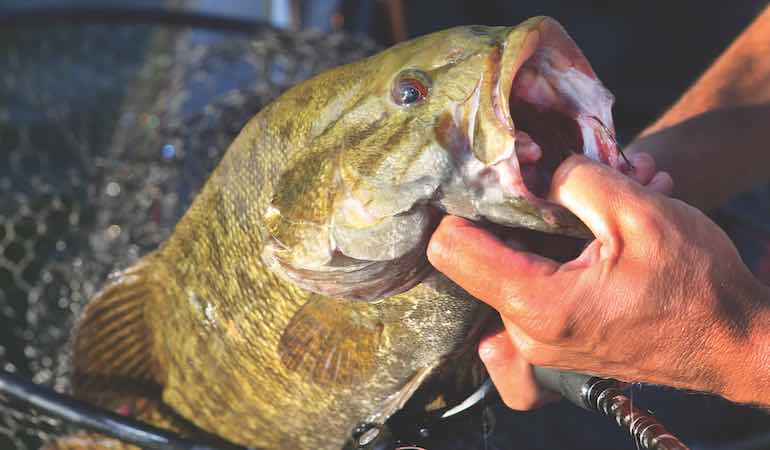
top-left (427, 216), bottom-right (560, 314)
top-left (549, 155), bottom-right (656, 246)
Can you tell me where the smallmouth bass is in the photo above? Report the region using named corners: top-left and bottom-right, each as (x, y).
top-left (62, 17), bottom-right (626, 450)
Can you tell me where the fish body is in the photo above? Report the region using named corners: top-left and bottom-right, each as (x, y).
top-left (68, 17), bottom-right (625, 450)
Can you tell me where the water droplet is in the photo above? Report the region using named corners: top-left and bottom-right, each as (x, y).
top-left (28, 289), bottom-right (40, 303)
top-left (106, 224), bottom-right (121, 240)
top-left (105, 182), bottom-right (121, 197)
top-left (42, 271), bottom-right (53, 284)
top-left (33, 369), bottom-right (52, 384)
top-left (161, 144), bottom-right (176, 160)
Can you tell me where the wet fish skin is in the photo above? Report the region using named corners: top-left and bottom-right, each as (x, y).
top-left (67, 17), bottom-right (624, 450)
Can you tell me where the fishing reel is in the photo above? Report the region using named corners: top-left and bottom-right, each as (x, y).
top-left (348, 368), bottom-right (692, 450)
top-left (345, 382), bottom-right (496, 450)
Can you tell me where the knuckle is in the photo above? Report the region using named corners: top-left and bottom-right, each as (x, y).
top-left (539, 313), bottom-right (577, 345)
top-left (518, 293), bottom-right (582, 347)
top-left (618, 196), bottom-right (666, 242)
top-left (515, 338), bottom-right (542, 363)
top-left (495, 284), bottom-right (523, 317)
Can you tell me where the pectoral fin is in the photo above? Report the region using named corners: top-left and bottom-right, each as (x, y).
top-left (278, 295), bottom-right (384, 386)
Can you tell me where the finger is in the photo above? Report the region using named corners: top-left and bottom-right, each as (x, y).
top-left (628, 152), bottom-right (656, 186)
top-left (428, 216), bottom-right (559, 312)
top-left (625, 152), bottom-right (674, 196)
top-left (549, 155), bottom-right (652, 244)
top-left (478, 327), bottom-right (561, 410)
top-left (647, 171), bottom-right (674, 195)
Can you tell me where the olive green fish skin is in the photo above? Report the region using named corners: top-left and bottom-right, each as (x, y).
top-left (144, 65), bottom-right (481, 448)
top-left (147, 27), bottom-right (497, 446)
top-left (70, 17), bottom-right (618, 450)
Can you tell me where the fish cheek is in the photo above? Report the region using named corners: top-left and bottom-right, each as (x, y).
top-left (331, 206), bottom-right (434, 262)
top-left (278, 295), bottom-right (384, 386)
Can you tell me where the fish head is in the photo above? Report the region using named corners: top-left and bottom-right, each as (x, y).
top-left (262, 17), bottom-right (624, 301)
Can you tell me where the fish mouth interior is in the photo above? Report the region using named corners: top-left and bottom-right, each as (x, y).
top-left (507, 44), bottom-right (616, 197)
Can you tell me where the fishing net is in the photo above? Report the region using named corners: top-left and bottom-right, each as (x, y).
top-left (1, 16), bottom-right (770, 450)
top-left (0, 21), bottom-right (380, 449)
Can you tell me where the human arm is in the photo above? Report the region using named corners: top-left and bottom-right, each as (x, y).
top-left (627, 5), bottom-right (770, 211)
top-left (428, 155), bottom-right (770, 408)
top-left (434, 5), bottom-right (770, 411)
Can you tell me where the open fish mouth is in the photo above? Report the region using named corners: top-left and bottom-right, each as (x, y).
top-left (262, 20), bottom-right (624, 301)
top-left (492, 18), bottom-right (622, 200)
top-left (444, 19), bottom-right (624, 237)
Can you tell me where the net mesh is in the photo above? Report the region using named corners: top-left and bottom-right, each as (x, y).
top-left (0, 22), bottom-right (378, 449)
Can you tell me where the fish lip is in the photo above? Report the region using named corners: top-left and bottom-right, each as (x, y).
top-left (440, 19), bottom-right (620, 236)
top-left (495, 18), bottom-right (604, 134)
top-left (486, 18), bottom-right (622, 221)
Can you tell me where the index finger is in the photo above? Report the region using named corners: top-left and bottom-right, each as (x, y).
top-left (427, 216), bottom-right (560, 313)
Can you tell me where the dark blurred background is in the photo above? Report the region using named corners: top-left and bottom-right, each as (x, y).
top-left (1, 1), bottom-right (769, 450)
top-left (5, 0), bottom-right (767, 137)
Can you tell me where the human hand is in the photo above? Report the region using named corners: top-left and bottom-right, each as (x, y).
top-left (453, 152), bottom-right (671, 410)
top-left (428, 154), bottom-right (770, 409)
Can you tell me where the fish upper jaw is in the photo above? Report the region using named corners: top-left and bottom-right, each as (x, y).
top-left (440, 18), bottom-right (623, 236)
top-left (499, 18), bottom-right (623, 190)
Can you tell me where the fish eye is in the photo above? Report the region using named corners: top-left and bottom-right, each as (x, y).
top-left (392, 70), bottom-right (430, 106)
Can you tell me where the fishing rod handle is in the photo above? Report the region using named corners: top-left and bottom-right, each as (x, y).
top-left (531, 366), bottom-right (596, 410)
top-left (532, 366), bottom-right (690, 450)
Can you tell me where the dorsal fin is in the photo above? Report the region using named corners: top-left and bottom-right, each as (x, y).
top-left (72, 257), bottom-right (161, 407)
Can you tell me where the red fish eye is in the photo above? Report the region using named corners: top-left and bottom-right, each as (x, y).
top-left (393, 78), bottom-right (428, 106)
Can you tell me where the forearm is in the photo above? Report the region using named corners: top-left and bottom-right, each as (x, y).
top-left (628, 5), bottom-right (770, 210)
top-left (628, 105), bottom-right (770, 211)
top-left (644, 5), bottom-right (770, 132)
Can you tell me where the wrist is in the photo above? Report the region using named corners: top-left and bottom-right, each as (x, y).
top-left (720, 277), bottom-right (770, 406)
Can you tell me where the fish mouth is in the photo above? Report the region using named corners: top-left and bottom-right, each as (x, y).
top-left (494, 18), bottom-right (622, 199)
